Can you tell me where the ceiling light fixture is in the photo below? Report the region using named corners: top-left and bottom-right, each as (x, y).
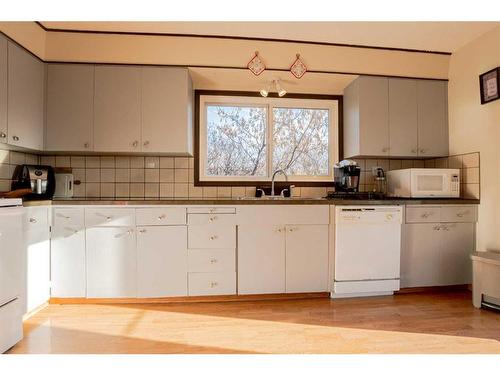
top-left (260, 79), bottom-right (287, 97)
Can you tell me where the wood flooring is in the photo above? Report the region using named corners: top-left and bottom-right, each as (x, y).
top-left (8, 291), bottom-right (500, 354)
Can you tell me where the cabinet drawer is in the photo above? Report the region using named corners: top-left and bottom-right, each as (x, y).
top-left (188, 272), bottom-right (236, 296)
top-left (85, 208), bottom-right (135, 227)
top-left (25, 207), bottom-right (49, 231)
top-left (53, 208), bottom-right (85, 227)
top-left (187, 207), bottom-right (236, 214)
top-left (441, 206), bottom-right (477, 223)
top-left (405, 206), bottom-right (441, 223)
top-left (136, 207), bottom-right (186, 226)
top-left (188, 213), bottom-right (236, 226)
top-left (188, 225), bottom-right (236, 249)
top-left (188, 249), bottom-right (235, 272)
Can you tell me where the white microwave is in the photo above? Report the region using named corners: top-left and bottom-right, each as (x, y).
top-left (386, 168), bottom-right (460, 198)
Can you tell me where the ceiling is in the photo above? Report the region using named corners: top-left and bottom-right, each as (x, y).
top-left (39, 21), bottom-right (500, 53)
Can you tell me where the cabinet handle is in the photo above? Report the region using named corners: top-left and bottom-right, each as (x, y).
top-left (138, 229), bottom-right (146, 234)
top-left (421, 213), bottom-right (430, 218)
top-left (132, 140), bottom-right (139, 148)
top-left (127, 229), bottom-right (134, 235)
top-left (0, 132), bottom-right (6, 138)
top-left (29, 218), bottom-right (37, 223)
top-left (12, 135), bottom-right (19, 142)
top-left (382, 147), bottom-right (390, 153)
top-left (209, 216), bottom-right (217, 222)
top-left (157, 214), bottom-right (166, 220)
top-left (209, 258), bottom-right (218, 264)
top-left (456, 211), bottom-right (468, 218)
top-left (143, 141), bottom-right (150, 147)
top-left (210, 282), bottom-right (218, 288)
top-left (411, 149), bottom-right (417, 154)
top-left (57, 213), bottom-right (70, 219)
top-left (209, 235), bottom-right (218, 240)
top-left (433, 225), bottom-right (441, 231)
top-left (84, 142), bottom-right (90, 148)
top-left (105, 216), bottom-right (112, 221)
top-left (420, 148), bottom-right (426, 154)
top-left (275, 228), bottom-right (283, 233)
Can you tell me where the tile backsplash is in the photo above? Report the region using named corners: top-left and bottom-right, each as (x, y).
top-left (0, 149), bottom-right (481, 200)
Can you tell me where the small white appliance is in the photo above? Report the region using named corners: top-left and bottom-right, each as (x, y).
top-left (0, 198), bottom-right (24, 353)
top-left (332, 206), bottom-right (403, 298)
top-left (386, 168), bottom-right (460, 198)
top-left (54, 173), bottom-right (74, 198)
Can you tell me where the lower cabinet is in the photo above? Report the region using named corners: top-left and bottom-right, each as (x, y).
top-left (86, 227), bottom-right (137, 298)
top-left (402, 206), bottom-right (476, 288)
top-left (137, 226), bottom-right (188, 297)
top-left (51, 226), bottom-right (86, 297)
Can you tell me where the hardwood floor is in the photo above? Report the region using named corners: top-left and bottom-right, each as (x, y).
top-left (8, 291), bottom-right (500, 354)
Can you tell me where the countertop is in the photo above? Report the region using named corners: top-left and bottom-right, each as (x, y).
top-left (22, 197), bottom-right (481, 207)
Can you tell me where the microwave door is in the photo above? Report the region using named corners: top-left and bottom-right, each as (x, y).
top-left (412, 173), bottom-right (449, 197)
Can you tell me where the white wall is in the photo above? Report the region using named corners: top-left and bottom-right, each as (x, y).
top-left (448, 25), bottom-right (500, 251)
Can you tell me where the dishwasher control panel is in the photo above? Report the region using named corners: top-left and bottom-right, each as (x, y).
top-left (336, 206), bottom-right (403, 224)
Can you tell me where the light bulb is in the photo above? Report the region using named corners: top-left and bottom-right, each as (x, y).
top-left (275, 80), bottom-right (287, 97)
top-left (260, 89), bottom-right (268, 97)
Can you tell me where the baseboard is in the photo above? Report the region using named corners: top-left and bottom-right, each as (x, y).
top-left (49, 292), bottom-right (330, 305)
top-left (396, 284), bottom-right (470, 294)
top-left (23, 302), bottom-right (49, 321)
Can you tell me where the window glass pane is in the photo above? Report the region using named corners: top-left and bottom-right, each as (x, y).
top-left (206, 105), bottom-right (267, 177)
top-left (272, 108), bottom-right (330, 176)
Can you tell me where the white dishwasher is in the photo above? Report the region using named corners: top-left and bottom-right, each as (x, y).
top-left (332, 205), bottom-right (403, 298)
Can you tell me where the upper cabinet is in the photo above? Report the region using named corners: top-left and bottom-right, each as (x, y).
top-left (142, 67), bottom-right (193, 154)
top-left (93, 65), bottom-right (142, 153)
top-left (45, 64), bottom-right (95, 152)
top-left (343, 76), bottom-right (449, 159)
top-left (7, 42), bottom-right (45, 150)
top-left (0, 36), bottom-right (7, 144)
top-left (417, 80), bottom-right (449, 157)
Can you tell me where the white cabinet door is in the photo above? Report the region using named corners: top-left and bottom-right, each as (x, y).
top-left (25, 226), bottom-right (50, 312)
top-left (137, 226), bottom-right (188, 297)
top-left (93, 66), bottom-right (141, 152)
top-left (141, 67), bottom-right (193, 154)
top-left (359, 76), bottom-right (390, 156)
top-left (401, 223), bottom-right (441, 288)
top-left (388, 78), bottom-right (418, 157)
top-left (50, 226), bottom-right (86, 298)
top-left (439, 223), bottom-right (474, 286)
top-left (86, 227), bottom-right (137, 298)
top-left (7, 42), bottom-right (44, 150)
top-left (417, 80), bottom-right (448, 157)
top-left (0, 36), bottom-right (7, 143)
top-left (238, 224), bottom-right (285, 294)
top-left (285, 225), bottom-right (329, 293)
top-left (46, 64), bottom-right (94, 151)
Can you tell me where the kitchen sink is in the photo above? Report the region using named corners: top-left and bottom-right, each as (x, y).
top-left (237, 196), bottom-right (324, 201)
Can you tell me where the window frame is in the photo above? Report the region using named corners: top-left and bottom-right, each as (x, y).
top-left (194, 90), bottom-right (343, 187)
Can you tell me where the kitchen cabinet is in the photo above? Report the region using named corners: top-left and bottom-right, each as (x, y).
top-left (343, 76), bottom-right (448, 158)
top-left (45, 64), bottom-right (94, 152)
top-left (401, 205), bottom-right (476, 288)
top-left (285, 225), bottom-right (329, 293)
top-left (137, 226), bottom-right (188, 297)
top-left (141, 67), bottom-right (193, 154)
top-left (238, 224), bottom-right (286, 294)
top-left (7, 42), bottom-right (45, 150)
top-left (388, 78), bottom-right (418, 157)
top-left (24, 207), bottom-right (50, 313)
top-left (343, 76), bottom-right (389, 158)
top-left (0, 36), bottom-right (7, 143)
top-left (93, 65), bottom-right (142, 152)
top-left (417, 80), bottom-right (449, 157)
top-left (86, 227), bottom-right (137, 298)
top-left (50, 226), bottom-right (86, 298)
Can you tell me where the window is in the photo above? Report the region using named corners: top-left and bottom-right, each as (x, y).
top-left (197, 93), bottom-right (340, 185)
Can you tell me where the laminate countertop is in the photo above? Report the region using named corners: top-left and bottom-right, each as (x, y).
top-left (22, 197), bottom-right (480, 207)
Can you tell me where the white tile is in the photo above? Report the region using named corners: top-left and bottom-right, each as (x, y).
top-left (0, 180), bottom-right (10, 191)
top-left (203, 186), bottom-right (217, 198)
top-left (290, 186), bottom-right (301, 197)
top-left (188, 184), bottom-right (203, 198)
top-left (71, 156), bottom-right (85, 168)
top-left (188, 157), bottom-right (195, 169)
top-left (463, 184), bottom-right (480, 199)
top-left (217, 187), bottom-right (231, 198)
top-left (174, 183), bottom-right (189, 197)
top-left (73, 183), bottom-right (86, 197)
top-left (245, 187), bottom-right (257, 197)
top-left (115, 183), bottom-right (130, 197)
top-left (413, 160), bottom-right (425, 168)
top-left (100, 183), bottom-right (115, 198)
top-left (448, 155), bottom-right (463, 169)
top-left (462, 153), bottom-right (480, 168)
top-left (73, 168), bottom-right (86, 183)
top-left (175, 157), bottom-right (189, 169)
top-left (145, 183), bottom-right (159, 198)
top-left (115, 169), bottom-right (130, 183)
top-left (160, 183), bottom-right (174, 198)
top-left (40, 156), bottom-right (55, 167)
top-left (26, 154), bottom-right (38, 165)
top-left (85, 156), bottom-right (100, 168)
top-left (130, 169), bottom-right (145, 182)
top-left (55, 156), bottom-right (71, 167)
top-left (115, 156), bottom-right (130, 169)
top-left (85, 183), bottom-right (100, 198)
top-left (100, 156), bottom-right (115, 168)
top-left (424, 159), bottom-right (435, 168)
top-left (86, 169), bottom-right (100, 183)
top-left (464, 167), bottom-right (480, 184)
top-left (174, 169), bottom-right (189, 183)
top-left (0, 150), bottom-right (9, 164)
top-left (160, 169), bottom-right (174, 183)
top-left (0, 164), bottom-right (10, 179)
top-left (145, 156), bottom-right (160, 169)
top-left (10, 152), bottom-right (26, 165)
top-left (130, 156), bottom-right (144, 168)
top-left (351, 158), bottom-right (366, 171)
top-left (188, 168), bottom-right (194, 183)
top-left (231, 187), bottom-right (246, 198)
top-left (376, 159), bottom-right (390, 172)
top-left (435, 158), bottom-right (448, 168)
top-left (301, 187), bottom-right (327, 198)
top-left (401, 160), bottom-right (413, 169)
top-left (145, 169), bottom-right (160, 183)
top-left (389, 159), bottom-right (402, 171)
top-left (130, 183), bottom-right (145, 197)
top-left (100, 169), bottom-right (115, 183)
top-left (160, 157), bottom-right (174, 168)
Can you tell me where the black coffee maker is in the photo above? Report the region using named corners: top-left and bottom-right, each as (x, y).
top-left (333, 161), bottom-right (361, 192)
top-left (11, 165), bottom-right (56, 200)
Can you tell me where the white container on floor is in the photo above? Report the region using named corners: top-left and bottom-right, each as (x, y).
top-left (471, 251), bottom-right (500, 309)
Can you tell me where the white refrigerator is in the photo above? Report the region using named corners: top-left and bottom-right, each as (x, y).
top-left (0, 199), bottom-right (24, 353)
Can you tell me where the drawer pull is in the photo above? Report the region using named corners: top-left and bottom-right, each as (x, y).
top-left (433, 225), bottom-right (441, 231)
top-left (421, 213), bottom-right (431, 218)
top-left (209, 216), bottom-right (218, 222)
top-left (29, 218), bottom-right (37, 223)
top-left (157, 214), bottom-right (166, 220)
top-left (209, 235), bottom-right (218, 241)
top-left (456, 211), bottom-right (469, 218)
top-left (57, 213), bottom-right (71, 219)
top-left (209, 258), bottom-right (218, 264)
top-left (138, 229), bottom-right (147, 234)
top-left (210, 282), bottom-right (218, 288)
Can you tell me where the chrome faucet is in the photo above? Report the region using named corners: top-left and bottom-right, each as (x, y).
top-left (271, 169), bottom-right (288, 196)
